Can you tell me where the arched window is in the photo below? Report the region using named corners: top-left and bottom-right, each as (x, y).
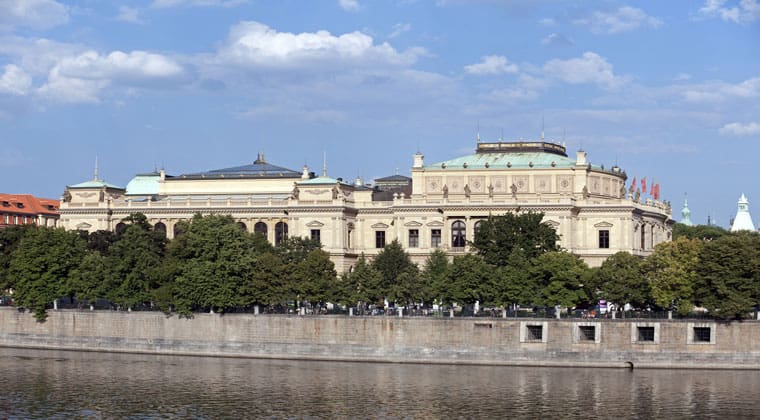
top-left (115, 222), bottom-right (127, 236)
top-left (254, 222), bottom-right (268, 238)
top-left (451, 220), bottom-right (466, 248)
top-left (173, 223), bottom-right (185, 238)
top-left (154, 222), bottom-right (167, 237)
top-left (275, 222), bottom-right (288, 246)
top-left (237, 221), bottom-right (247, 231)
top-left (473, 220), bottom-right (483, 238)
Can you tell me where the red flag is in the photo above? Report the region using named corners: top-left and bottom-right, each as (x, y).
top-left (630, 177), bottom-right (637, 192)
top-left (641, 177), bottom-right (647, 193)
top-left (654, 183), bottom-right (660, 200)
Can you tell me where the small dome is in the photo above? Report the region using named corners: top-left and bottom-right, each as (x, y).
top-left (126, 172), bottom-right (161, 196)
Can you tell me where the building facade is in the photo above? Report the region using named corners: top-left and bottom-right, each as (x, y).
top-left (0, 194), bottom-right (59, 229)
top-left (59, 141), bottom-right (673, 270)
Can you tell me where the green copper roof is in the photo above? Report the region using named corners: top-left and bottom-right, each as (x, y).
top-left (69, 179), bottom-right (124, 189)
top-left (125, 172), bottom-right (161, 196)
top-left (298, 176), bottom-right (345, 185)
top-left (427, 151), bottom-right (577, 170)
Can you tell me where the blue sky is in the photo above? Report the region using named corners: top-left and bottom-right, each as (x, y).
top-left (1, 0), bottom-right (759, 227)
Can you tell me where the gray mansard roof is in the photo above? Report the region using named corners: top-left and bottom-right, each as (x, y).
top-left (177, 154), bottom-right (302, 180)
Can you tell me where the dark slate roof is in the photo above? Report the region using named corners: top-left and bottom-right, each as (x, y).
top-left (177, 155), bottom-right (302, 180)
top-left (375, 174), bottom-right (412, 182)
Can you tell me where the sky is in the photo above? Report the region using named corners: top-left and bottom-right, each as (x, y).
top-left (0, 0), bottom-right (759, 228)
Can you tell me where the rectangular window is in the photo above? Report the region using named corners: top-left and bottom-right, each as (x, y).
top-left (12, 215), bottom-right (17, 225)
top-left (641, 228), bottom-right (646, 250)
top-left (375, 231), bottom-right (386, 248)
top-left (637, 326), bottom-right (655, 342)
top-left (693, 327), bottom-right (711, 343)
top-left (599, 230), bottom-right (610, 248)
top-left (408, 229), bottom-right (419, 248)
top-left (431, 229), bottom-right (441, 248)
top-left (526, 325), bottom-right (543, 342)
top-left (579, 325), bottom-right (596, 341)
top-left (310, 229), bottom-right (321, 245)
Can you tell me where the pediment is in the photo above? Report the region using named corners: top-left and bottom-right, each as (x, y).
top-left (426, 221), bottom-right (444, 227)
top-left (306, 220), bottom-right (324, 227)
top-left (371, 223), bottom-right (390, 229)
top-left (594, 221), bottom-right (614, 228)
top-left (404, 221), bottom-right (423, 227)
top-left (76, 222), bottom-right (92, 230)
top-left (544, 219), bottom-right (560, 227)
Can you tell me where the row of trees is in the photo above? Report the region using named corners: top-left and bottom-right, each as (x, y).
top-left (1, 212), bottom-right (758, 321)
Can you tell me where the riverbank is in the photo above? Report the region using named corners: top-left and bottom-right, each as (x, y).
top-left (0, 308), bottom-right (757, 369)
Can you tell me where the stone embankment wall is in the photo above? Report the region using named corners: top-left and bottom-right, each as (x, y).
top-left (0, 308), bottom-right (758, 369)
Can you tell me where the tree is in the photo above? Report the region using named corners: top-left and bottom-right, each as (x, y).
top-left (292, 249), bottom-right (338, 307)
top-left (0, 225), bottom-right (31, 292)
top-left (339, 255), bottom-right (382, 307)
top-left (68, 251), bottom-right (108, 308)
top-left (85, 230), bottom-right (117, 255)
top-left (9, 227), bottom-right (86, 320)
top-left (104, 220), bottom-right (166, 310)
top-left (531, 251), bottom-right (589, 308)
top-left (644, 237), bottom-right (702, 315)
top-left (244, 252), bottom-right (287, 307)
top-left (492, 250), bottom-right (537, 307)
top-left (170, 214), bottom-right (258, 314)
top-left (445, 254), bottom-right (491, 306)
top-left (592, 252), bottom-right (649, 309)
top-left (693, 232), bottom-right (760, 318)
top-left (672, 223), bottom-right (727, 241)
top-left (470, 212), bottom-right (559, 266)
top-left (371, 240), bottom-right (418, 303)
top-left (421, 250), bottom-right (450, 306)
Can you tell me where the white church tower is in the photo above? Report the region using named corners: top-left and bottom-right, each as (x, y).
top-left (730, 193), bottom-right (755, 232)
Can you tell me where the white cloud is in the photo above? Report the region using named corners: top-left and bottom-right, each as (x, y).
top-left (37, 67), bottom-right (106, 103)
top-left (541, 33), bottom-right (574, 47)
top-left (389, 22), bottom-right (411, 39)
top-left (53, 50), bottom-right (184, 82)
top-left (720, 121), bottom-right (760, 136)
top-left (543, 52), bottom-right (627, 88)
top-left (464, 55), bottom-right (518, 75)
top-left (681, 77), bottom-right (760, 102)
top-left (215, 21), bottom-right (424, 69)
top-left (0, 0), bottom-right (69, 31)
top-left (116, 6), bottom-right (145, 24)
top-left (698, 0), bottom-right (760, 23)
top-left (150, 0), bottom-right (245, 8)
top-left (338, 0), bottom-right (360, 12)
top-left (38, 50), bottom-right (186, 103)
top-left (0, 64), bottom-right (32, 95)
top-left (574, 6), bottom-right (663, 34)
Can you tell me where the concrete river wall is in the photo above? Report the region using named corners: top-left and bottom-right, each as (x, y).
top-left (0, 308), bottom-right (758, 369)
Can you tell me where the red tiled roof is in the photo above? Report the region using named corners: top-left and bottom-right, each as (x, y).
top-left (0, 194), bottom-right (59, 217)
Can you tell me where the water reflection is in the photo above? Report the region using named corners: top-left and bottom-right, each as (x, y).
top-left (0, 347), bottom-right (757, 418)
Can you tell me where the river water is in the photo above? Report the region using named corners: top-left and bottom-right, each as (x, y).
top-left (0, 347), bottom-right (757, 419)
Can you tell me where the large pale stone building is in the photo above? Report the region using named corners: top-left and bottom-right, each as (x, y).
top-left (59, 140), bottom-right (673, 270)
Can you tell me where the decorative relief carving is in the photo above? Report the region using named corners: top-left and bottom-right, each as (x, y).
top-left (76, 192), bottom-right (95, 198)
top-left (513, 176), bottom-right (529, 193)
top-left (468, 176), bottom-right (485, 193)
top-left (535, 175), bottom-right (551, 193)
top-left (306, 189), bottom-right (330, 195)
top-left (557, 176), bottom-right (573, 192)
top-left (447, 176), bottom-right (464, 193)
top-left (427, 176), bottom-right (442, 193)
top-left (594, 221), bottom-right (613, 228)
top-left (491, 176), bottom-right (506, 193)
top-left (603, 178), bottom-right (611, 195)
top-left (589, 176), bottom-right (601, 194)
